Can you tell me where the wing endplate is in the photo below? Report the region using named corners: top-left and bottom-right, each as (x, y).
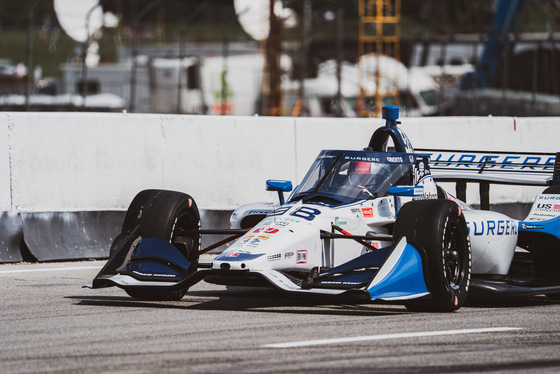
top-left (367, 238), bottom-right (429, 301)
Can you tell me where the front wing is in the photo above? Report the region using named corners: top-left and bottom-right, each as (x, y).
top-left (90, 229), bottom-right (430, 303)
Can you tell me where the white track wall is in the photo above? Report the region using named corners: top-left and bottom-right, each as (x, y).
top-left (0, 112), bottom-right (557, 212)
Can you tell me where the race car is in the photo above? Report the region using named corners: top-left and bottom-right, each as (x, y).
top-left (90, 105), bottom-right (560, 312)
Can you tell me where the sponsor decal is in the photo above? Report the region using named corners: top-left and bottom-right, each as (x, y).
top-left (521, 223), bottom-right (544, 230)
top-left (284, 218), bottom-right (301, 223)
top-left (267, 253), bottom-right (281, 262)
top-left (387, 156), bottom-right (403, 162)
top-left (413, 159), bottom-right (432, 184)
top-left (355, 161), bottom-right (371, 174)
top-left (398, 129), bottom-right (414, 153)
top-left (534, 203), bottom-right (560, 211)
top-left (428, 152), bottom-right (555, 171)
top-left (538, 195), bottom-right (560, 200)
top-left (334, 217), bottom-right (348, 226)
top-left (253, 227), bottom-right (280, 234)
top-left (227, 252), bottom-right (240, 257)
top-left (285, 251), bottom-right (294, 259)
top-left (362, 208), bottom-right (374, 217)
top-left (240, 237), bottom-right (263, 247)
top-left (248, 210), bottom-right (273, 215)
top-left (318, 280), bottom-right (361, 285)
top-left (527, 212), bottom-right (558, 221)
top-left (242, 235), bottom-right (255, 243)
top-left (132, 271), bottom-right (176, 278)
top-left (530, 202), bottom-right (560, 221)
top-left (296, 250), bottom-right (308, 264)
top-left (466, 219), bottom-right (518, 236)
top-left (344, 156), bottom-right (381, 163)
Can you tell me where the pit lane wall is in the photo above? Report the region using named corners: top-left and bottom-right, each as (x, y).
top-left (0, 112), bottom-right (556, 262)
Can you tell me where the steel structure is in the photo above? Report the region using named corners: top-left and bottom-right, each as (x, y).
top-left (358, 0), bottom-right (401, 117)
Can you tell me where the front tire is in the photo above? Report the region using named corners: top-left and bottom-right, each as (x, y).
top-left (114, 189), bottom-right (201, 301)
top-left (393, 199), bottom-right (472, 312)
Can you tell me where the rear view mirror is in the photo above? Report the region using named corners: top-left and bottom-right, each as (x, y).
top-left (266, 180), bottom-right (293, 205)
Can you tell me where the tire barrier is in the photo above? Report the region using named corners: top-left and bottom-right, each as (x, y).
top-left (20, 211), bottom-right (124, 262)
top-left (0, 204), bottom-right (533, 264)
top-left (0, 211), bottom-right (24, 263)
top-left (0, 209), bottom-right (233, 263)
top-left (0, 113), bottom-right (556, 263)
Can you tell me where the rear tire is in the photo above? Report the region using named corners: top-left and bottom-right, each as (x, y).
top-left (113, 189), bottom-right (201, 301)
top-left (393, 199), bottom-right (472, 312)
top-left (538, 185), bottom-right (560, 299)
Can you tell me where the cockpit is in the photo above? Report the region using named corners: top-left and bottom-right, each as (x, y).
top-left (289, 150), bottom-right (417, 205)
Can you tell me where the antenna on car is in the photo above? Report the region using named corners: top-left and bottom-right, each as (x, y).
top-left (382, 105), bottom-right (400, 126)
top-left (368, 105), bottom-right (413, 153)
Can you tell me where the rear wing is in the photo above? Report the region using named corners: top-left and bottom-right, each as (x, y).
top-left (416, 149), bottom-right (560, 208)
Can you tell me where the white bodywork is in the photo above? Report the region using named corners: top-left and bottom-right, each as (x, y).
top-left (524, 193), bottom-right (560, 222)
top-left (215, 197), bottom-right (397, 272)
top-left (463, 210), bottom-right (518, 275)
top-left (220, 185), bottom-right (526, 278)
top-left (212, 143), bottom-right (550, 279)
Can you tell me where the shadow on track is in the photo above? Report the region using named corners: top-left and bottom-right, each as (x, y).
top-left (71, 285), bottom-right (409, 317)
top-left (465, 294), bottom-right (560, 308)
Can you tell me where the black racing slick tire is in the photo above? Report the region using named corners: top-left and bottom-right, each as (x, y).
top-left (113, 189), bottom-right (201, 301)
top-left (393, 199), bottom-right (472, 312)
top-left (537, 185), bottom-right (560, 300)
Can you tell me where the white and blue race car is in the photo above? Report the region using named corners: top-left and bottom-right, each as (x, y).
top-left (90, 105), bottom-right (560, 312)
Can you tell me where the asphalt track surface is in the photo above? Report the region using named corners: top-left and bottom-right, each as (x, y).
top-left (2, 260), bottom-right (560, 374)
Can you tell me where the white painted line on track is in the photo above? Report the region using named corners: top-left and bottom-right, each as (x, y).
top-left (263, 327), bottom-right (523, 348)
top-left (0, 265), bottom-right (103, 274)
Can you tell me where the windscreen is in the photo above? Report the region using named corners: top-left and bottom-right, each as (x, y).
top-left (290, 150), bottom-right (413, 205)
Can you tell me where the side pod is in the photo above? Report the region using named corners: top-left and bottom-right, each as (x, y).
top-left (367, 237), bottom-right (429, 301)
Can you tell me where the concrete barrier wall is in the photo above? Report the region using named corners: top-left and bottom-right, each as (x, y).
top-left (1, 112), bottom-right (557, 211)
top-left (0, 112), bottom-right (558, 262)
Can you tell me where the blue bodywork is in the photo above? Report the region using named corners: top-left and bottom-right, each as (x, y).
top-left (121, 237), bottom-right (193, 280)
top-left (306, 239), bottom-right (429, 301)
top-left (367, 241), bottom-right (429, 301)
top-left (519, 215), bottom-right (560, 239)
